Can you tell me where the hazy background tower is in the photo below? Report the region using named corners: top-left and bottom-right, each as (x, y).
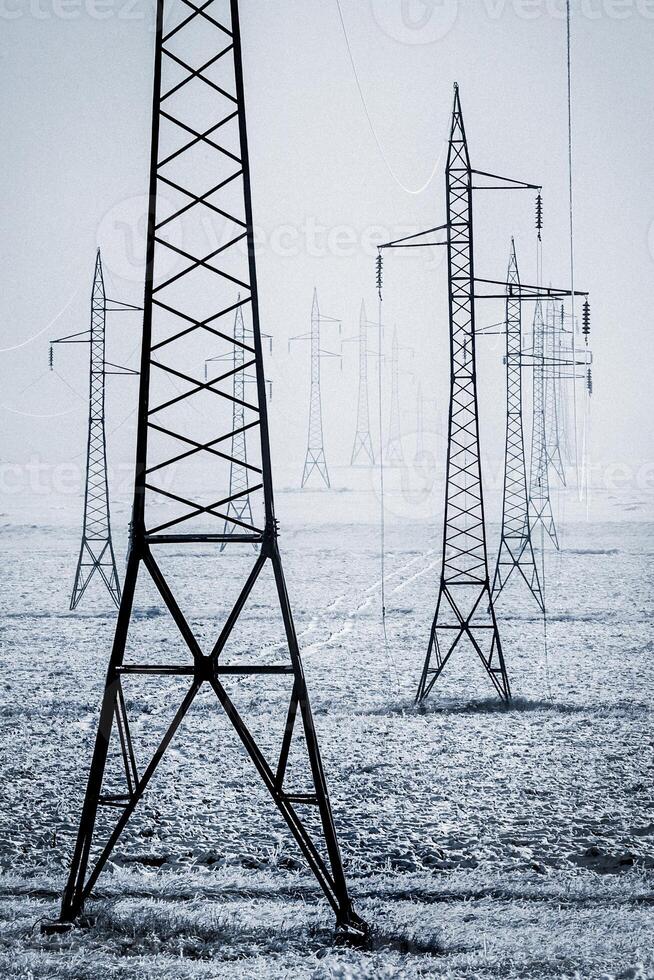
top-left (205, 302), bottom-right (271, 551)
top-left (350, 299), bottom-right (374, 465)
top-left (544, 298), bottom-right (566, 486)
top-left (291, 288), bottom-right (341, 488)
top-left (529, 300), bottom-right (559, 548)
top-left (491, 240), bottom-right (544, 612)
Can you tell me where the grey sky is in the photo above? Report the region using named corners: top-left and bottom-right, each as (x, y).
top-left (1, 0), bottom-right (652, 508)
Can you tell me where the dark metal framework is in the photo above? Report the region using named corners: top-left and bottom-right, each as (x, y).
top-left (491, 240), bottom-right (544, 612)
top-left (380, 85), bottom-right (550, 701)
top-left (48, 0), bottom-right (363, 935)
top-left (50, 249), bottom-right (139, 610)
top-left (416, 87), bottom-right (510, 702)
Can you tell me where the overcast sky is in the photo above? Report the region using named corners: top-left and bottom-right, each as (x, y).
top-left (1, 0), bottom-right (653, 518)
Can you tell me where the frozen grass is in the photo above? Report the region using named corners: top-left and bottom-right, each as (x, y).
top-left (1, 516), bottom-right (653, 977)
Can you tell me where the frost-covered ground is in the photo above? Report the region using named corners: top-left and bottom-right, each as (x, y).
top-left (1, 488), bottom-right (653, 978)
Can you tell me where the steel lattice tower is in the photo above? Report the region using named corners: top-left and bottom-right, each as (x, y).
top-left (295, 289), bottom-right (340, 488)
top-left (544, 299), bottom-right (566, 486)
top-left (47, 0), bottom-right (363, 935)
top-left (417, 86), bottom-right (510, 703)
top-left (386, 327), bottom-right (404, 467)
top-left (50, 249), bottom-right (138, 609)
top-left (491, 240), bottom-right (544, 612)
top-left (529, 300), bottom-right (559, 548)
top-left (350, 300), bottom-right (374, 465)
top-left (73, 251), bottom-right (121, 608)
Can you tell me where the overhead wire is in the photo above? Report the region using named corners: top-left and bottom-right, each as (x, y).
top-left (335, 0), bottom-right (447, 196)
top-left (565, 0), bottom-right (586, 504)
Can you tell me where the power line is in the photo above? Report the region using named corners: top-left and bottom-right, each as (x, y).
top-left (335, 0), bottom-right (446, 196)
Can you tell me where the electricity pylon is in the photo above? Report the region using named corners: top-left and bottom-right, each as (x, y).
top-left (46, 0), bottom-right (364, 936)
top-left (50, 248), bottom-right (139, 609)
top-left (205, 302), bottom-right (271, 551)
top-left (291, 289), bottom-right (341, 488)
top-left (529, 300), bottom-right (559, 548)
top-left (544, 299), bottom-right (566, 486)
top-left (490, 240), bottom-right (544, 612)
top-left (416, 86), bottom-right (511, 702)
top-left (379, 85), bottom-right (544, 701)
top-left (350, 300), bottom-right (374, 465)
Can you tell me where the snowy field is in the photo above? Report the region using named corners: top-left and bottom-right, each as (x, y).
top-left (1, 487), bottom-right (653, 978)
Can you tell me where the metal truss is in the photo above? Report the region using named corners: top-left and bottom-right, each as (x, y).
top-left (490, 241), bottom-right (544, 613)
top-left (46, 0), bottom-right (364, 937)
top-left (350, 300), bottom-right (375, 466)
top-left (291, 288), bottom-right (341, 488)
top-left (50, 249), bottom-right (139, 610)
top-left (416, 86), bottom-right (510, 703)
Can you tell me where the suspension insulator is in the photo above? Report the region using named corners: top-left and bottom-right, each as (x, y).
top-left (49, 345), bottom-right (54, 370)
top-left (586, 367), bottom-right (593, 395)
top-left (582, 298), bottom-right (591, 342)
top-left (535, 193), bottom-right (543, 239)
top-left (376, 250), bottom-right (383, 300)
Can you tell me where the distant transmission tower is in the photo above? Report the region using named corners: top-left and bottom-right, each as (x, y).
top-left (490, 240), bottom-right (544, 612)
top-left (544, 299), bottom-right (566, 485)
top-left (291, 289), bottom-right (341, 488)
top-left (529, 300), bottom-right (559, 549)
top-left (50, 248), bottom-right (139, 609)
top-left (350, 300), bottom-right (375, 465)
top-left (45, 0), bottom-right (364, 937)
top-left (205, 301), bottom-right (271, 551)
